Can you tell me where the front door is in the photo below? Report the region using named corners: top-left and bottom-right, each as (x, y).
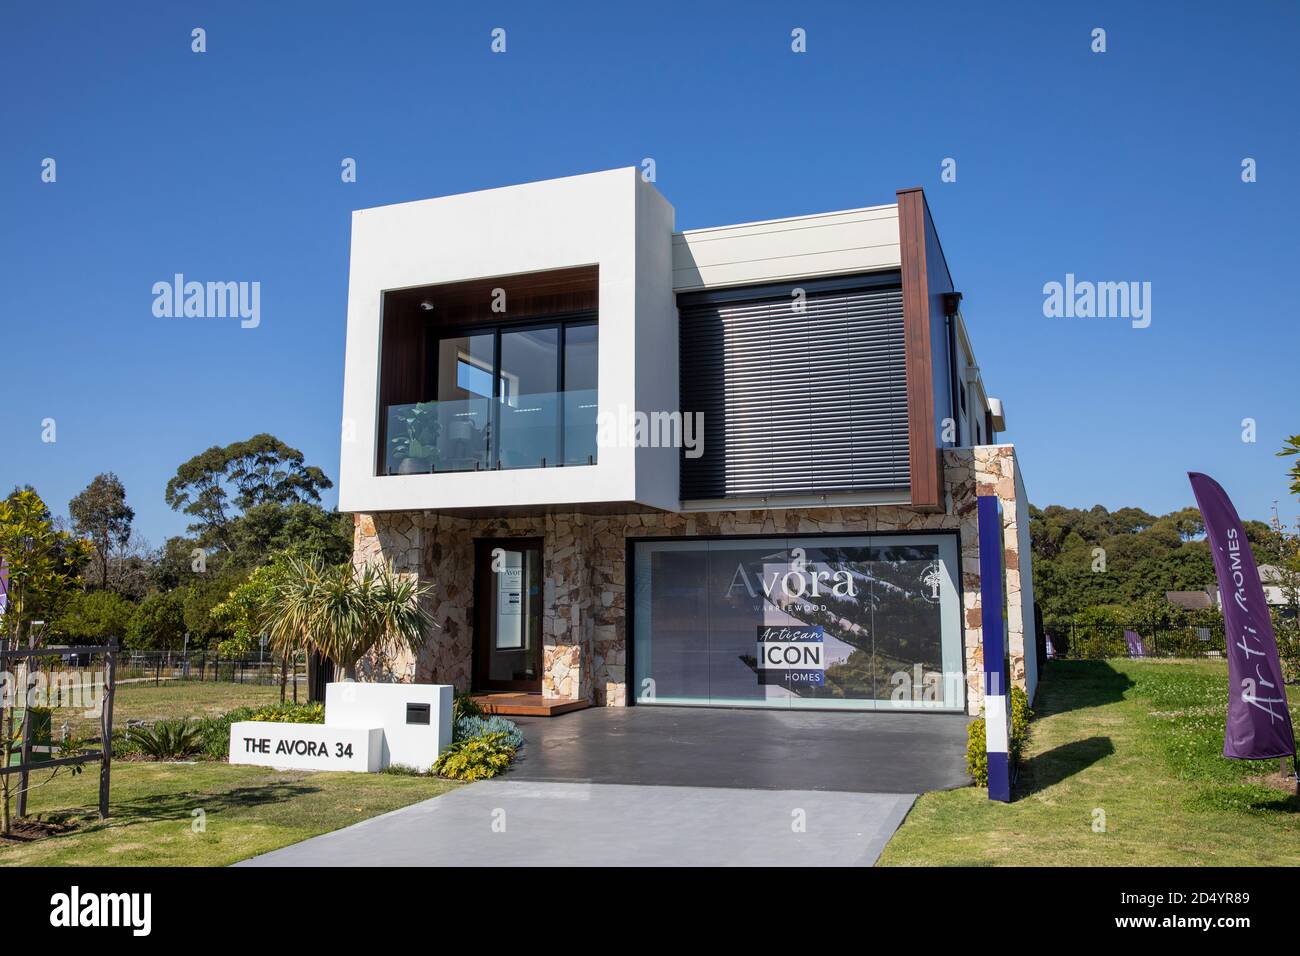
top-left (473, 538), bottom-right (543, 692)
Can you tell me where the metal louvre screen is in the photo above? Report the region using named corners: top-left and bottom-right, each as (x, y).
top-left (679, 280), bottom-right (909, 499)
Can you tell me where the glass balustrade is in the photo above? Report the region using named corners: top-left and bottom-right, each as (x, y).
top-left (384, 388), bottom-right (598, 475)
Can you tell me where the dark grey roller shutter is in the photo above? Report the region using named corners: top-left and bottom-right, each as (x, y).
top-left (679, 278), bottom-right (909, 499)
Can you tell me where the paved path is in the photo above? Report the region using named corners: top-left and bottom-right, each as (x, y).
top-left (238, 780), bottom-right (915, 867)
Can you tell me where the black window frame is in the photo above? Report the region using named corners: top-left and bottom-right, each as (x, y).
top-left (426, 310), bottom-right (598, 470)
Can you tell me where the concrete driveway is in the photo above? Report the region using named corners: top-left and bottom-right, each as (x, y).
top-left (239, 706), bottom-right (969, 867)
top-left (240, 779), bottom-right (915, 866)
top-left (505, 706), bottom-right (970, 793)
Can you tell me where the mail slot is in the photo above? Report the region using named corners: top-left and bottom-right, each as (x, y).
top-left (405, 703), bottom-right (431, 725)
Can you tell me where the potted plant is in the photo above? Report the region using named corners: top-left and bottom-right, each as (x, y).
top-left (389, 403), bottom-right (440, 474)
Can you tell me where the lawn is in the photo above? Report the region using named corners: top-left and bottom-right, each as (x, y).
top-left (60, 679), bottom-right (287, 738)
top-left (2, 679), bottom-right (459, 865)
top-left (879, 659), bottom-right (1300, 866)
top-left (0, 762), bottom-right (458, 866)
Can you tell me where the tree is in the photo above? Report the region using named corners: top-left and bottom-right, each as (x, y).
top-left (264, 557), bottom-right (433, 681)
top-left (0, 489), bottom-right (92, 648)
top-left (181, 567), bottom-right (246, 650)
top-left (96, 529), bottom-right (157, 600)
top-left (211, 559), bottom-right (290, 658)
top-left (211, 553), bottom-right (305, 699)
top-left (0, 488), bottom-right (92, 835)
top-left (164, 434), bottom-right (333, 552)
top-left (54, 590), bottom-right (135, 642)
top-left (126, 591), bottom-right (186, 653)
top-left (1120, 545), bottom-right (1215, 604)
top-left (1279, 434), bottom-right (1300, 497)
top-left (225, 501), bottom-right (352, 568)
top-left (1030, 502), bottom-right (1227, 619)
top-left (68, 473), bottom-right (134, 590)
top-left (151, 535), bottom-right (212, 593)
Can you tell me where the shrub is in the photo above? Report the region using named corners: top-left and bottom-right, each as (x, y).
top-left (249, 702), bottom-right (324, 724)
top-left (1009, 685), bottom-right (1032, 762)
top-left (432, 731), bottom-right (517, 781)
top-left (111, 727), bottom-right (141, 759)
top-left (967, 685), bottom-right (1033, 787)
top-left (452, 691), bottom-right (485, 721)
top-left (381, 763), bottom-right (428, 776)
top-left (196, 706), bottom-right (256, 760)
top-left (124, 720), bottom-right (205, 760)
top-left (191, 702), bottom-right (322, 760)
top-left (966, 718), bottom-right (988, 785)
top-left (453, 715), bottom-right (523, 749)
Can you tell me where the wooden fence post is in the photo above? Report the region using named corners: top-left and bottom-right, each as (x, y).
top-left (99, 646), bottom-right (117, 820)
top-left (16, 661), bottom-right (33, 818)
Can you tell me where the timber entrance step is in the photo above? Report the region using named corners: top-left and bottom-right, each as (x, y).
top-left (471, 691), bottom-right (589, 717)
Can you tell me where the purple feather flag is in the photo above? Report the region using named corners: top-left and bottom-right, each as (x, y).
top-left (1189, 472), bottom-right (1295, 760)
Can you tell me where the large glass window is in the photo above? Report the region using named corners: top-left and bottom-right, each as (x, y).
top-left (632, 534), bottom-right (963, 711)
top-left (498, 326), bottom-right (560, 468)
top-left (562, 322), bottom-right (598, 466)
top-left (436, 334), bottom-right (495, 471)
top-left (387, 332), bottom-right (495, 475)
top-left (383, 318), bottom-right (596, 475)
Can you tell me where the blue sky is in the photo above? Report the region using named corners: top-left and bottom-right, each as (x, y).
top-left (2, 1), bottom-right (1298, 545)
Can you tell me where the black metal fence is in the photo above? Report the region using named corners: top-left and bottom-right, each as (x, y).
top-left (112, 650), bottom-right (306, 688)
top-left (1041, 622), bottom-right (1228, 660)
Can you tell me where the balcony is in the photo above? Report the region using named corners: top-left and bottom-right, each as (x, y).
top-left (338, 171), bottom-right (681, 515)
top-left (384, 389), bottom-right (598, 475)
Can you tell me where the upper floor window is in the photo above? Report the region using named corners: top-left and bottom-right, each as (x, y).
top-left (377, 267), bottom-right (598, 476)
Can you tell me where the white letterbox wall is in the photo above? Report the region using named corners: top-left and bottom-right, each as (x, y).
top-left (325, 682), bottom-right (453, 771)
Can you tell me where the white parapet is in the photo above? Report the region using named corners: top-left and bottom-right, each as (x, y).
top-left (325, 681), bottom-right (453, 771)
top-left (228, 722), bottom-right (382, 773)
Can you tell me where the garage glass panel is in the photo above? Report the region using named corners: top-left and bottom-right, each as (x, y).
top-left (632, 535), bottom-right (962, 711)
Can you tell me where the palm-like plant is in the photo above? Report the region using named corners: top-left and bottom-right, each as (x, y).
top-left (124, 719), bottom-right (206, 760)
top-left (266, 556), bottom-right (434, 680)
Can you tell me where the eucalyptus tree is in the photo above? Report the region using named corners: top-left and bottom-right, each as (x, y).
top-left (164, 434), bottom-right (334, 555)
top-left (68, 473), bottom-right (134, 591)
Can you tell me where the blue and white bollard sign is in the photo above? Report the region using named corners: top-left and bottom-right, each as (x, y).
top-left (978, 495), bottom-right (1011, 802)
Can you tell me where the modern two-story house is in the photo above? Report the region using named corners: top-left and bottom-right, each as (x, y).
top-left (339, 168), bottom-right (1037, 717)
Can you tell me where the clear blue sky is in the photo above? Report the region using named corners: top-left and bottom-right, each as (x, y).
top-left (3, 1), bottom-right (1298, 546)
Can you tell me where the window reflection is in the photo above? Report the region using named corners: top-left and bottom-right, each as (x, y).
top-left (384, 318), bottom-right (598, 475)
top-left (633, 536), bottom-right (961, 710)
top-left (499, 326), bottom-right (560, 468)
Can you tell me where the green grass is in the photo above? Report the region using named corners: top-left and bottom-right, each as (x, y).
top-left (1, 679), bottom-right (457, 865)
top-left (0, 762), bottom-right (458, 866)
top-left (879, 659), bottom-right (1300, 866)
top-left (61, 680), bottom-right (286, 738)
